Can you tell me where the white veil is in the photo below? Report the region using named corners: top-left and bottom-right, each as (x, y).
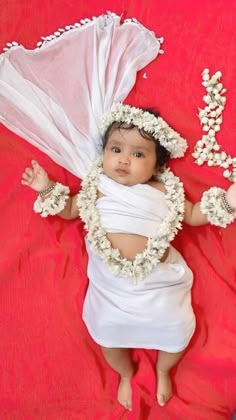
top-left (0, 14), bottom-right (162, 179)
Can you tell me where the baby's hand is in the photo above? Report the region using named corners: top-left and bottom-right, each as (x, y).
top-left (226, 181), bottom-right (236, 211)
top-left (21, 160), bottom-right (51, 192)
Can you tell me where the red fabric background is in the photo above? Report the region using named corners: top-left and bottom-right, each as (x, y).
top-left (0, 1), bottom-right (236, 419)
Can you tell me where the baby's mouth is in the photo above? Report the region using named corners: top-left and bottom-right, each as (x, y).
top-left (116, 168), bottom-right (129, 175)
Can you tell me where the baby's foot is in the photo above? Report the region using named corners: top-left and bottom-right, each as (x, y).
top-left (117, 376), bottom-right (133, 411)
top-left (156, 368), bottom-right (172, 406)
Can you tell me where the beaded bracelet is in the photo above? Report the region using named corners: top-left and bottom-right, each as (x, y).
top-left (38, 182), bottom-right (56, 197)
top-left (221, 192), bottom-right (235, 214)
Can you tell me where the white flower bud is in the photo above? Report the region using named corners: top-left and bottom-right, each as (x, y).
top-left (214, 93), bottom-right (221, 101)
top-left (209, 102), bottom-right (216, 109)
top-left (221, 152), bottom-right (227, 160)
top-left (208, 119), bottom-right (215, 126)
top-left (215, 71), bottom-right (222, 78)
top-left (197, 159), bottom-right (204, 165)
top-left (211, 75), bottom-right (217, 81)
top-left (203, 95), bottom-right (211, 104)
top-left (222, 162), bottom-right (229, 168)
top-left (199, 109), bottom-right (206, 117)
top-left (223, 170), bottom-right (231, 178)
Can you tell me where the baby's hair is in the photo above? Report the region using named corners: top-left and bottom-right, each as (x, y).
top-left (103, 108), bottom-right (171, 169)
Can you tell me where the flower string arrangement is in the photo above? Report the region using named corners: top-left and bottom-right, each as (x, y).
top-left (192, 68), bottom-right (236, 180)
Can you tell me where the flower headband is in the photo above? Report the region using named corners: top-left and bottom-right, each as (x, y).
top-left (100, 103), bottom-right (188, 158)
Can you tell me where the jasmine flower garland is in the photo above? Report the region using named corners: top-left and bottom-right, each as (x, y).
top-left (77, 158), bottom-right (185, 282)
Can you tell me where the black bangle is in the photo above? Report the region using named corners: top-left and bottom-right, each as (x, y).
top-left (221, 192), bottom-right (235, 214)
top-left (38, 182), bottom-right (56, 197)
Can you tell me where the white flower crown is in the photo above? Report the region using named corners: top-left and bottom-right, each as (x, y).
top-left (100, 103), bottom-right (188, 158)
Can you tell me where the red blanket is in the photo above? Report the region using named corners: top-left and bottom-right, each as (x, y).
top-left (1, 0), bottom-right (235, 418)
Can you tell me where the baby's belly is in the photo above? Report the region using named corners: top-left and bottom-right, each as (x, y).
top-left (106, 232), bottom-right (169, 261)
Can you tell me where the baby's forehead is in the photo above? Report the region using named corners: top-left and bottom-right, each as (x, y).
top-left (107, 127), bottom-right (153, 144)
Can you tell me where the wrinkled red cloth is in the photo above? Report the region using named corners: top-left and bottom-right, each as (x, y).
top-left (0, 1), bottom-right (235, 419)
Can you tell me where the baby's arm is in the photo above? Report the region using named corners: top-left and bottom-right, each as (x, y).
top-left (184, 182), bottom-right (236, 227)
top-left (184, 200), bottom-right (208, 226)
top-left (22, 160), bottom-right (78, 220)
top-left (53, 194), bottom-right (78, 220)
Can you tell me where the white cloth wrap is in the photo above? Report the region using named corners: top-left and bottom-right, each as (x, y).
top-left (83, 242), bottom-right (196, 351)
top-left (97, 174), bottom-right (169, 237)
top-left (83, 174), bottom-right (195, 351)
top-left (0, 14), bottom-right (161, 179)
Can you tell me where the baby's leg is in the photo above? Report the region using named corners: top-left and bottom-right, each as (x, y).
top-left (156, 350), bottom-right (184, 406)
top-left (101, 346), bottom-right (135, 411)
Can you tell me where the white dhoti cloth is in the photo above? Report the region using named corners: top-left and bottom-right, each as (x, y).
top-left (83, 242), bottom-right (195, 352)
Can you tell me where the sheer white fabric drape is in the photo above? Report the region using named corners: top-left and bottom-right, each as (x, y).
top-left (0, 14), bottom-right (161, 178)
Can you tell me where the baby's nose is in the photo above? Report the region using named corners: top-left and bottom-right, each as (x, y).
top-left (118, 154), bottom-right (129, 165)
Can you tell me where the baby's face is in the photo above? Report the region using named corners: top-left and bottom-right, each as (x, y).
top-left (103, 128), bottom-right (157, 186)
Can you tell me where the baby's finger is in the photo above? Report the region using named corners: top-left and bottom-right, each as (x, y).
top-left (25, 168), bottom-right (34, 176)
top-left (21, 179), bottom-right (30, 185)
top-left (32, 160), bottom-right (40, 168)
top-left (22, 173), bottom-right (31, 181)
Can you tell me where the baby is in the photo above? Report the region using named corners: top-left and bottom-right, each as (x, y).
top-left (21, 104), bottom-right (236, 411)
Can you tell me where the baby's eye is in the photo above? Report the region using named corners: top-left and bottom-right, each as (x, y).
top-left (134, 152), bottom-right (144, 158)
top-left (111, 146), bottom-right (121, 153)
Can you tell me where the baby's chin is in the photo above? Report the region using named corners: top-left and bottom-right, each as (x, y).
top-left (103, 170), bottom-right (149, 187)
top-left (109, 175), bottom-right (132, 186)
top-left (103, 170), bottom-right (132, 186)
